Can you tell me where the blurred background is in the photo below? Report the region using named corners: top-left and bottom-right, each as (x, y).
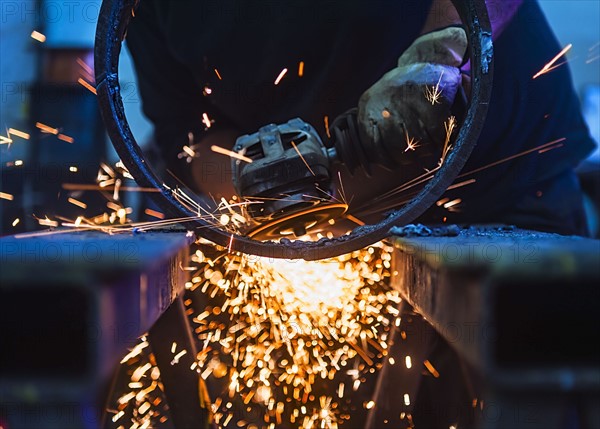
top-left (1, 0), bottom-right (599, 235)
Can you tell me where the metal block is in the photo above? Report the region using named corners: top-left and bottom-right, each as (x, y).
top-left (387, 225), bottom-right (600, 428)
top-left (0, 231), bottom-right (192, 429)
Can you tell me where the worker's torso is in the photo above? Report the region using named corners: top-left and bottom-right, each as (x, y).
top-left (151, 0), bottom-right (432, 130)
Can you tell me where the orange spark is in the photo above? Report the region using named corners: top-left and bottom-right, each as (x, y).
top-left (202, 113), bottom-right (212, 129)
top-left (533, 44), bottom-right (572, 79)
top-left (182, 145), bottom-right (196, 158)
top-left (62, 183), bottom-right (160, 193)
top-left (443, 198), bottom-right (461, 209)
top-left (446, 178), bottom-right (476, 190)
top-left (214, 68), bottom-right (222, 80)
top-left (58, 134), bottom-right (74, 144)
top-left (424, 71), bottom-right (444, 105)
top-left (404, 129), bottom-right (421, 152)
top-left (291, 141), bottom-right (315, 176)
top-left (78, 78), bottom-right (97, 95)
top-left (68, 197), bottom-right (88, 209)
top-left (36, 122), bottom-right (59, 135)
top-left (324, 116), bottom-right (331, 139)
top-left (76, 57), bottom-right (93, 76)
top-left (210, 145), bottom-right (253, 163)
top-left (538, 142), bottom-right (564, 154)
top-left (8, 128), bottom-right (30, 140)
top-left (0, 192), bottom-right (14, 201)
top-left (227, 234), bottom-right (234, 253)
top-left (424, 360), bottom-right (440, 378)
top-left (274, 68), bottom-right (288, 85)
top-left (298, 61), bottom-right (305, 77)
top-left (345, 214), bottom-right (365, 226)
top-left (457, 137), bottom-right (567, 178)
top-left (30, 31), bottom-right (46, 43)
top-left (144, 208), bottom-right (165, 219)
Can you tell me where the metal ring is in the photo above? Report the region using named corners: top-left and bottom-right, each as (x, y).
top-left (94, 0), bottom-right (493, 260)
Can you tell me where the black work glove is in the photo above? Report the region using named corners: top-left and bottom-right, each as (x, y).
top-left (357, 27), bottom-right (468, 167)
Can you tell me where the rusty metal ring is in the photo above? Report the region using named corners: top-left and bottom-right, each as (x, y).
top-left (94, 0), bottom-right (493, 260)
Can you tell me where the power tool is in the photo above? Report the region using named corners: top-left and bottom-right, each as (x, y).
top-left (232, 91), bottom-right (466, 239)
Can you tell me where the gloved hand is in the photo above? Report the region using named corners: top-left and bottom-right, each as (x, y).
top-left (357, 26), bottom-right (468, 169)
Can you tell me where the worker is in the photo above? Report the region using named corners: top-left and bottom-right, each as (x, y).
top-left (126, 0), bottom-right (595, 237)
top-left (125, 1), bottom-right (595, 427)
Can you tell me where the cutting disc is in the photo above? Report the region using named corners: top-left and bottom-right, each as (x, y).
top-left (247, 203), bottom-right (348, 240)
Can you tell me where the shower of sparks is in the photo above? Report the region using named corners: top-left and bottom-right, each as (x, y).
top-left (78, 78), bottom-right (97, 95)
top-left (298, 61), bottom-right (305, 77)
top-left (8, 128), bottom-right (30, 140)
top-left (112, 243), bottom-right (400, 428)
top-left (533, 44), bottom-right (573, 79)
top-left (424, 71), bottom-right (444, 105)
top-left (30, 30), bottom-right (46, 43)
top-left (211, 145), bottom-right (253, 163)
top-left (274, 68), bottom-right (288, 85)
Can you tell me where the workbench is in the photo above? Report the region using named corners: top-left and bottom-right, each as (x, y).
top-left (0, 231), bottom-right (208, 429)
top-left (2, 227), bottom-right (599, 429)
top-left (368, 225), bottom-right (600, 429)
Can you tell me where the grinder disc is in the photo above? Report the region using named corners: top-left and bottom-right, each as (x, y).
top-left (247, 203), bottom-right (348, 240)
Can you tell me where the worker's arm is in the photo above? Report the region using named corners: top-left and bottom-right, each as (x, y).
top-left (422, 0), bottom-right (523, 39)
top-left (356, 1), bottom-right (524, 171)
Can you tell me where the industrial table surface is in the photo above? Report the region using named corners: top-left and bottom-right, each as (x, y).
top-left (0, 230), bottom-right (198, 429)
top-left (366, 225), bottom-right (600, 429)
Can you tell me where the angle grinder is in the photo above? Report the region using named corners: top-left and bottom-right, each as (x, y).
top-left (232, 92), bottom-right (467, 240)
top-left (231, 111), bottom-right (374, 239)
